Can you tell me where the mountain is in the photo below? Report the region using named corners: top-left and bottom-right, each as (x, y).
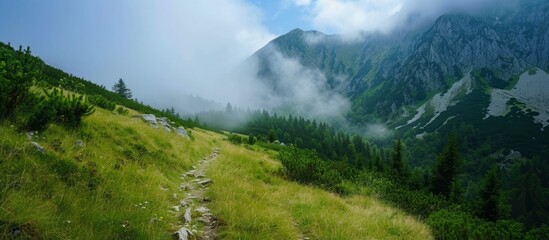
top-left (248, 2), bottom-right (549, 228)
top-left (249, 0), bottom-right (549, 154)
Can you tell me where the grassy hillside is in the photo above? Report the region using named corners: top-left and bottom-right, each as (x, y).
top-left (206, 137), bottom-right (432, 239)
top-left (0, 108), bottom-right (214, 239)
top-left (1, 106), bottom-right (433, 239)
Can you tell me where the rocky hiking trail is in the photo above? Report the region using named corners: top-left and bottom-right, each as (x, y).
top-left (173, 147), bottom-right (220, 240)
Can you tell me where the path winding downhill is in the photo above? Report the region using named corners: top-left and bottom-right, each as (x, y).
top-left (174, 147), bottom-right (220, 240)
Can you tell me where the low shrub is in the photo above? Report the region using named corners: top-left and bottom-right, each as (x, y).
top-left (87, 95), bottom-right (116, 111)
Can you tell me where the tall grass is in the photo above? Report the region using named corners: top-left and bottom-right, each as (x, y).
top-left (207, 139), bottom-right (433, 240)
top-left (0, 109), bottom-right (213, 239)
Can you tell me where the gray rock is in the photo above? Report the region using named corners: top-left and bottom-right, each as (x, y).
top-left (171, 205), bottom-right (180, 212)
top-left (198, 179), bottom-right (212, 186)
top-left (31, 142), bottom-right (46, 153)
top-left (142, 114), bottom-right (159, 128)
top-left (174, 227), bottom-right (192, 240)
top-left (195, 206), bottom-right (209, 214)
top-left (184, 208), bottom-right (192, 223)
top-left (177, 126), bottom-right (190, 139)
top-left (75, 139), bottom-right (85, 148)
top-left (157, 117), bottom-right (173, 132)
top-left (194, 173), bottom-right (206, 178)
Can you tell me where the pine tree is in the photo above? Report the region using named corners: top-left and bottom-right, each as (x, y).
top-left (267, 128), bottom-right (277, 143)
top-left (391, 139), bottom-right (407, 180)
top-left (478, 166), bottom-right (502, 221)
top-left (432, 134), bottom-right (461, 198)
top-left (112, 78), bottom-right (132, 98)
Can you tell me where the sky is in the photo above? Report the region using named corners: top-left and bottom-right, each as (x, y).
top-left (0, 0), bottom-right (510, 114)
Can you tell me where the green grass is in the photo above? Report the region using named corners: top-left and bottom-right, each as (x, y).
top-left (0, 108), bottom-right (214, 239)
top-left (1, 108), bottom-right (433, 239)
top-left (207, 139), bottom-right (433, 240)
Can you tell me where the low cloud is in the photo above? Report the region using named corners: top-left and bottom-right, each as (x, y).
top-left (240, 45), bottom-right (350, 121)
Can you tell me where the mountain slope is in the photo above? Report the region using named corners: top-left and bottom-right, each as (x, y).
top-left (0, 107), bottom-right (434, 239)
top-left (0, 42), bottom-right (433, 238)
top-left (250, 0), bottom-right (549, 122)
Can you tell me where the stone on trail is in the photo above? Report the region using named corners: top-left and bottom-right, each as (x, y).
top-left (174, 227), bottom-right (193, 240)
top-left (198, 179), bottom-right (212, 186)
top-left (194, 173), bottom-right (206, 178)
top-left (171, 205), bottom-right (180, 212)
top-left (195, 206), bottom-right (210, 214)
top-left (184, 208), bottom-right (192, 223)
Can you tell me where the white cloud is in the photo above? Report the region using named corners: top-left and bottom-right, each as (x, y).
top-left (293, 0), bottom-right (312, 6)
top-left (304, 0), bottom-right (404, 38)
top-left (246, 46), bottom-right (351, 122)
top-left (294, 0), bottom-right (513, 39)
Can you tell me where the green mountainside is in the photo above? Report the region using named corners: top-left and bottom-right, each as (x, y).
top-left (2, 1), bottom-right (549, 237)
top-left (0, 38), bottom-right (435, 239)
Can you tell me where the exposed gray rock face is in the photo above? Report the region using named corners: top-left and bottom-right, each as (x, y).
top-left (249, 1), bottom-right (548, 120)
top-left (177, 126), bottom-right (190, 139)
top-left (142, 114), bottom-right (158, 128)
top-left (31, 142), bottom-right (46, 153)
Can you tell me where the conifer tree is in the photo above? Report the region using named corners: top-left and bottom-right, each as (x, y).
top-left (391, 139), bottom-right (407, 180)
top-left (478, 166), bottom-right (502, 221)
top-left (432, 134), bottom-right (461, 198)
top-left (112, 78), bottom-right (132, 98)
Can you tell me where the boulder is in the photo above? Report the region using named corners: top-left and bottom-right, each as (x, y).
top-left (177, 126), bottom-right (190, 139)
top-left (157, 117), bottom-right (172, 132)
top-left (142, 114), bottom-right (159, 128)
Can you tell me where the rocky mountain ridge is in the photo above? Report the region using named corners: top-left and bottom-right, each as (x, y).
top-left (250, 0), bottom-right (549, 122)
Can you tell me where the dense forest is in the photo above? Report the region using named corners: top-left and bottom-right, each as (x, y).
top-left (198, 106), bottom-right (549, 239)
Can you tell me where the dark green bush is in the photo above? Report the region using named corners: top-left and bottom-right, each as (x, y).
top-left (115, 106), bottom-right (129, 115)
top-left (525, 225), bottom-right (549, 240)
top-left (45, 89), bottom-right (94, 128)
top-left (228, 134), bottom-right (243, 144)
top-left (17, 94), bottom-right (56, 131)
top-left (278, 147), bottom-right (342, 189)
top-left (87, 95), bottom-right (116, 111)
top-left (427, 209), bottom-right (524, 240)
